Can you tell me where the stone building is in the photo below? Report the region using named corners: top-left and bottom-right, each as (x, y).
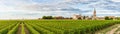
top-left (72, 14), bottom-right (83, 20)
top-left (54, 16), bottom-right (64, 19)
top-left (107, 16), bottom-right (115, 20)
top-left (92, 8), bottom-right (97, 20)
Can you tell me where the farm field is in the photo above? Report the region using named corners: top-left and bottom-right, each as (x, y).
top-left (0, 20), bottom-right (120, 34)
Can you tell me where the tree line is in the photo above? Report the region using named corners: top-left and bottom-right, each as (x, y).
top-left (40, 16), bottom-right (115, 20)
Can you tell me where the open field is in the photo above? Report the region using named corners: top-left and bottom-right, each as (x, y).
top-left (0, 20), bottom-right (120, 34)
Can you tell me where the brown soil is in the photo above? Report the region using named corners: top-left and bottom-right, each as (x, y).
top-left (24, 25), bottom-right (30, 34)
top-left (116, 31), bottom-right (120, 34)
top-left (16, 23), bottom-right (30, 34)
top-left (106, 25), bottom-right (120, 34)
top-left (95, 24), bottom-right (120, 34)
top-left (16, 24), bottom-right (22, 34)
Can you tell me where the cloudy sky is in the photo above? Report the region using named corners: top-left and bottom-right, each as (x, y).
top-left (0, 0), bottom-right (120, 19)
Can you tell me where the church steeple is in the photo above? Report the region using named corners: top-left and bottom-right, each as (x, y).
top-left (92, 8), bottom-right (97, 20)
top-left (93, 8), bottom-right (96, 17)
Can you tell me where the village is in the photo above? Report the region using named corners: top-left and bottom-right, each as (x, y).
top-left (39, 9), bottom-right (119, 20)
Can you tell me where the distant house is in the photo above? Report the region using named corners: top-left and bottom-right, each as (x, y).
top-left (97, 16), bottom-right (116, 20)
top-left (97, 17), bottom-right (105, 20)
top-left (72, 14), bottom-right (83, 20)
top-left (107, 16), bottom-right (115, 20)
top-left (54, 16), bottom-right (64, 19)
top-left (38, 18), bottom-right (42, 20)
top-left (64, 17), bottom-right (72, 19)
top-left (84, 16), bottom-right (89, 20)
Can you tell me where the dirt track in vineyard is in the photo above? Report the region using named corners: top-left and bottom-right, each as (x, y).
top-left (96, 24), bottom-right (120, 34)
top-left (24, 25), bottom-right (30, 34)
top-left (106, 25), bottom-right (120, 34)
top-left (16, 24), bottom-right (21, 34)
top-left (16, 23), bottom-right (30, 34)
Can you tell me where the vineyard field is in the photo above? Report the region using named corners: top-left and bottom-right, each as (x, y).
top-left (0, 20), bottom-right (120, 34)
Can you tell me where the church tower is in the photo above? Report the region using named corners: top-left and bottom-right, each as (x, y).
top-left (92, 8), bottom-right (97, 20)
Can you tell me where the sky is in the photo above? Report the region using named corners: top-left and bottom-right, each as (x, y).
top-left (0, 0), bottom-right (120, 19)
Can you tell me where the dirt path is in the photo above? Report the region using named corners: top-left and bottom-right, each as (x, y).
top-left (24, 25), bottom-right (30, 34)
top-left (116, 31), bottom-right (120, 34)
top-left (16, 23), bottom-right (30, 34)
top-left (114, 26), bottom-right (120, 34)
top-left (16, 24), bottom-right (22, 34)
top-left (95, 24), bottom-right (120, 34)
top-left (106, 25), bottom-right (120, 34)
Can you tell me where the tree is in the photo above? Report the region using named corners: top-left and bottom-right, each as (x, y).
top-left (42, 16), bottom-right (46, 19)
top-left (42, 16), bottom-right (53, 19)
top-left (105, 16), bottom-right (113, 20)
top-left (83, 16), bottom-right (86, 19)
top-left (109, 18), bottom-right (113, 20)
top-left (105, 16), bottom-right (109, 20)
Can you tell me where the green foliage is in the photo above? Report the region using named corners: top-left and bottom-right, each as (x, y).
top-left (0, 20), bottom-right (120, 34)
top-left (25, 23), bottom-right (40, 34)
top-left (21, 23), bottom-right (26, 34)
top-left (24, 20), bottom-right (119, 34)
top-left (28, 23), bottom-right (54, 34)
top-left (0, 21), bottom-right (17, 34)
top-left (105, 16), bottom-right (113, 20)
top-left (105, 16), bottom-right (109, 20)
top-left (42, 16), bottom-right (53, 19)
top-left (83, 16), bottom-right (86, 19)
top-left (7, 23), bottom-right (19, 34)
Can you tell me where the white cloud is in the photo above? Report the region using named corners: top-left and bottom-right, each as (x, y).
top-left (0, 0), bottom-right (119, 19)
top-left (82, 10), bottom-right (120, 15)
top-left (111, 0), bottom-right (120, 2)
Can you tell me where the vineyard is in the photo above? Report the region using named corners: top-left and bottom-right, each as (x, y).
top-left (0, 20), bottom-right (120, 34)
